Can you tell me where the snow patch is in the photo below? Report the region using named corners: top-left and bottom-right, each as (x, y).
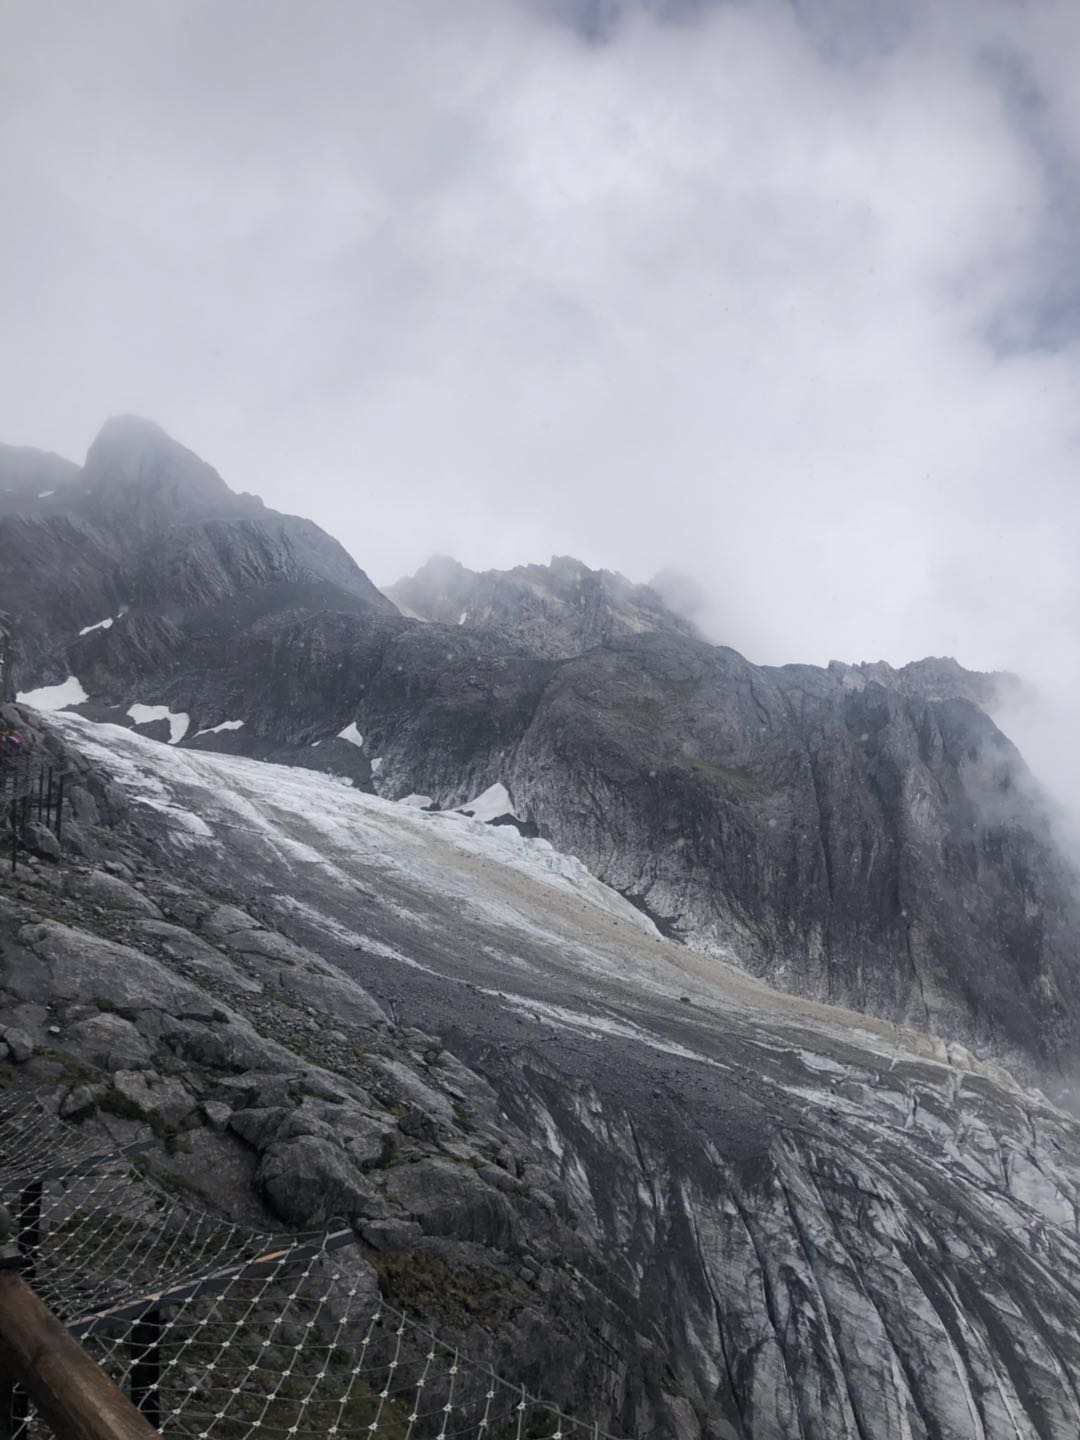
top-left (127, 704), bottom-right (190, 745)
top-left (400, 794), bottom-right (434, 808)
top-left (194, 719), bottom-right (245, 738)
top-left (37, 490), bottom-right (55, 499)
top-left (78, 617), bottom-right (114, 637)
top-left (337, 722), bottom-right (363, 748)
top-left (17, 676), bottom-right (89, 711)
top-left (459, 781), bottom-right (516, 823)
top-left (458, 611), bottom-right (468, 625)
top-left (371, 757), bottom-right (383, 775)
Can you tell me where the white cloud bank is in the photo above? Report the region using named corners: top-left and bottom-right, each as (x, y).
top-left (2, 0), bottom-right (1080, 812)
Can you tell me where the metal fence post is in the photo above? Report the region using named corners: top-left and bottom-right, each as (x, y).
top-left (129, 1311), bottom-right (163, 1429)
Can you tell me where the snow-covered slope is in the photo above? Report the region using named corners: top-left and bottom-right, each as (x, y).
top-left (41, 712), bottom-right (1080, 1440)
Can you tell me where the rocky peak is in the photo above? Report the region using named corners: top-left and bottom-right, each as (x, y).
top-left (384, 552), bottom-right (697, 658)
top-left (827, 654), bottom-right (1020, 712)
top-left (81, 415), bottom-right (250, 525)
top-left (0, 442), bottom-right (81, 515)
top-left (0, 418), bottom-right (394, 693)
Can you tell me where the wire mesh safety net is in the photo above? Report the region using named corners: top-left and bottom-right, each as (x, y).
top-left (0, 1092), bottom-right (620, 1440)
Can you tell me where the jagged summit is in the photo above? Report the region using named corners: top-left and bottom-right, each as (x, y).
top-left (82, 415), bottom-right (245, 524)
top-left (0, 416), bottom-right (393, 690)
top-left (384, 551), bottom-right (697, 657)
top-left (827, 654), bottom-right (1022, 711)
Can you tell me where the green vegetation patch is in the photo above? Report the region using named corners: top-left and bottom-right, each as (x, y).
top-left (373, 1248), bottom-right (525, 1329)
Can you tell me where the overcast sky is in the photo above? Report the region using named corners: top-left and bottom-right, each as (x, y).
top-left (3, 0), bottom-right (1080, 716)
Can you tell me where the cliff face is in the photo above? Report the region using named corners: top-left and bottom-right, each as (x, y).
top-left (354, 630), bottom-right (1080, 1084)
top-left (3, 419), bottom-right (1079, 1091)
top-left (0, 614), bottom-right (12, 704)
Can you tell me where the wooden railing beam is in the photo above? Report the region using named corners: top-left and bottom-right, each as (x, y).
top-left (0, 1269), bottom-right (159, 1440)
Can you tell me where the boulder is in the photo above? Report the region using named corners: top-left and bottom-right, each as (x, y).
top-left (111, 1069), bottom-right (197, 1129)
top-left (23, 822), bottom-right (60, 861)
top-left (201, 1101), bottom-right (232, 1132)
top-left (68, 1011), bottom-right (153, 1072)
top-left (383, 1159), bottom-right (517, 1249)
top-left (257, 1136), bottom-right (386, 1228)
top-left (2, 1028), bottom-right (33, 1063)
top-left (63, 869), bottom-right (162, 918)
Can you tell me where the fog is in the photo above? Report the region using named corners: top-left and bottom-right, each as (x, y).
top-left (2, 0), bottom-right (1078, 813)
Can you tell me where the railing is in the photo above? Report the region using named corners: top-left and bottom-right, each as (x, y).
top-left (0, 1093), bottom-right (623, 1440)
top-left (0, 1243), bottom-right (157, 1440)
top-left (0, 758), bottom-right (65, 873)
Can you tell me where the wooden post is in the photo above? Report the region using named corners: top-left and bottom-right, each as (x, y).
top-left (0, 1269), bottom-right (160, 1440)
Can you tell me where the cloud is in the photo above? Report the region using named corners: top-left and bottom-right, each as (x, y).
top-left (2, 0), bottom-right (1079, 812)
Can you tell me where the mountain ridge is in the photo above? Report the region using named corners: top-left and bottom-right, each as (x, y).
top-left (3, 418), bottom-right (1077, 1092)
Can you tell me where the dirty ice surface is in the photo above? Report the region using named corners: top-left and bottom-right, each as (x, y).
top-left (46, 711), bottom-right (1020, 1105)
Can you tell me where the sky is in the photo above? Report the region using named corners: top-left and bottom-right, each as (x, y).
top-left (2, 0), bottom-right (1079, 759)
